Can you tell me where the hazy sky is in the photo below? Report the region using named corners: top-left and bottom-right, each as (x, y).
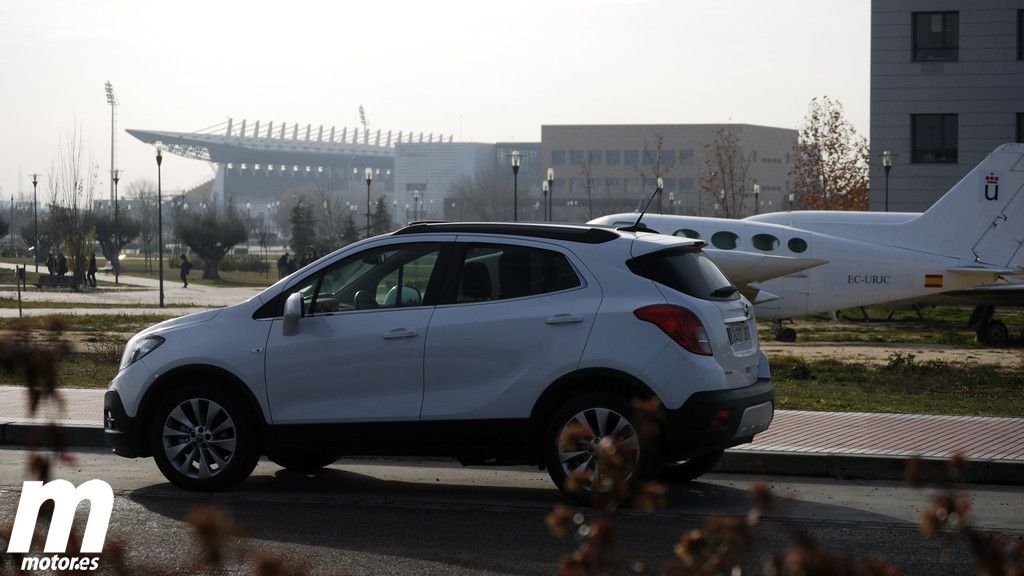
top-left (0, 0), bottom-right (870, 202)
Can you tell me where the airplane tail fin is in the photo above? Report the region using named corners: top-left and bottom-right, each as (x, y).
top-left (896, 144), bottom-right (1024, 269)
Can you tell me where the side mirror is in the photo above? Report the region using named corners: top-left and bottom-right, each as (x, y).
top-left (283, 292), bottom-right (302, 336)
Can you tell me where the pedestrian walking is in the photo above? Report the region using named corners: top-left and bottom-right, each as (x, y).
top-left (87, 252), bottom-right (97, 288)
top-left (57, 253), bottom-right (68, 277)
top-left (46, 253), bottom-right (55, 275)
top-left (179, 254), bottom-right (192, 288)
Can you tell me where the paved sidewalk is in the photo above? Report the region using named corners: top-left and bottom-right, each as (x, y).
top-left (1, 385), bottom-right (1021, 483)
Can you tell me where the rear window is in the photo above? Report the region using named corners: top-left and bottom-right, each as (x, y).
top-left (627, 248), bottom-right (739, 301)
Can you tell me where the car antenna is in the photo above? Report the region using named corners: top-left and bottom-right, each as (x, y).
top-left (618, 177), bottom-right (663, 233)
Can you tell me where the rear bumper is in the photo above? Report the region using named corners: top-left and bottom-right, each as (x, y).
top-left (661, 377), bottom-right (773, 461)
top-left (104, 389), bottom-right (149, 458)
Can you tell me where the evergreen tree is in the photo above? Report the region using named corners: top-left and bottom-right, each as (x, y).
top-left (371, 195), bottom-right (394, 235)
top-left (341, 211), bottom-right (359, 246)
top-left (289, 197), bottom-right (317, 255)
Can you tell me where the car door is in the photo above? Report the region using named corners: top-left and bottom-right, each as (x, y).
top-left (265, 241), bottom-right (448, 424)
top-left (422, 239), bottom-right (602, 421)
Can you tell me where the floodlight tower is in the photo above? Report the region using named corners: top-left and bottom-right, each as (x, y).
top-left (105, 81), bottom-right (118, 204)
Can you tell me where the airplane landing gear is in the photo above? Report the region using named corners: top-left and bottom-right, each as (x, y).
top-left (771, 320), bottom-right (797, 343)
top-left (970, 305), bottom-right (1009, 344)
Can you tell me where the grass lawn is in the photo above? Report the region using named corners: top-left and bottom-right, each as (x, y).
top-left (114, 258), bottom-right (275, 289)
top-left (0, 354), bottom-right (118, 389)
top-left (0, 313), bottom-right (177, 333)
top-left (0, 297), bottom-right (206, 310)
top-left (769, 353), bottom-right (1024, 417)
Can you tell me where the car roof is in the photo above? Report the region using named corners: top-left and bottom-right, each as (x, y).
top-left (392, 222), bottom-right (622, 244)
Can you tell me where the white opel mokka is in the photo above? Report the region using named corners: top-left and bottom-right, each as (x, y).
top-left (104, 223), bottom-right (773, 499)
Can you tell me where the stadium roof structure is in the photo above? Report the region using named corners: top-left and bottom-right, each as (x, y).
top-left (127, 118), bottom-right (454, 167)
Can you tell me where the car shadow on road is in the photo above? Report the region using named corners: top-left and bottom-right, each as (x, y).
top-left (122, 464), bottom-right (915, 575)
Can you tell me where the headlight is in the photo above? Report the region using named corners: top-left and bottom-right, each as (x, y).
top-left (120, 336), bottom-right (165, 370)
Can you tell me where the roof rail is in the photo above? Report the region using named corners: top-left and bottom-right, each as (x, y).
top-left (392, 222), bottom-right (620, 244)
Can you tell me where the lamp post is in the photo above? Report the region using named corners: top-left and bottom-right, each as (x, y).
top-left (364, 167), bottom-right (373, 237)
top-left (105, 82), bottom-right (117, 207)
top-left (412, 190), bottom-right (421, 221)
top-left (154, 141), bottom-right (164, 308)
top-left (30, 174), bottom-right (39, 273)
top-left (541, 181), bottom-right (550, 222)
top-left (882, 150), bottom-right (893, 212)
top-left (546, 168), bottom-right (554, 222)
top-left (752, 182), bottom-right (760, 215)
top-left (111, 169), bottom-right (121, 283)
top-left (509, 150), bottom-right (521, 222)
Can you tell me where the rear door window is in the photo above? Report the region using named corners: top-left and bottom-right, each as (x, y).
top-left (628, 248), bottom-right (738, 301)
top-left (455, 244), bottom-right (582, 303)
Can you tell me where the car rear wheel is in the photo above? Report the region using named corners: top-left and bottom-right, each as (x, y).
top-left (543, 394), bottom-right (661, 504)
top-left (150, 385), bottom-right (259, 491)
top-left (659, 449), bottom-right (724, 482)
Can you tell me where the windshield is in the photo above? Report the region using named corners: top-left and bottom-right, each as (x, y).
top-left (627, 248), bottom-right (738, 301)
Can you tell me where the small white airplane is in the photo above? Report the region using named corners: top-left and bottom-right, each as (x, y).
top-left (590, 143), bottom-right (1024, 341)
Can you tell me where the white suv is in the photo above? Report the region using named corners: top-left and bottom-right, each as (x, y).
top-left (104, 223), bottom-right (773, 497)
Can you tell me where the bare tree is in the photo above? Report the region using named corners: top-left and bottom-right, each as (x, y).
top-left (449, 165), bottom-right (513, 222)
top-left (699, 129), bottom-right (751, 218)
top-left (47, 125), bottom-right (95, 282)
top-left (790, 96), bottom-right (870, 211)
top-left (634, 130), bottom-right (679, 213)
top-left (173, 201), bottom-right (247, 280)
top-left (577, 155), bottom-right (595, 221)
top-left (126, 179), bottom-right (158, 273)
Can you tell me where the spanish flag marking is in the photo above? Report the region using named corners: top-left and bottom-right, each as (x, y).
top-left (924, 274), bottom-right (943, 288)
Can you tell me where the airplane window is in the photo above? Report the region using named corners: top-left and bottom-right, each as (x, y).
top-left (673, 229), bottom-right (701, 239)
top-left (788, 238), bottom-right (808, 253)
top-left (752, 234), bottom-right (780, 251)
top-left (711, 231), bottom-right (740, 250)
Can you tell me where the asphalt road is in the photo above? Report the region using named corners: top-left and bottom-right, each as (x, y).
top-left (0, 447), bottom-right (1020, 575)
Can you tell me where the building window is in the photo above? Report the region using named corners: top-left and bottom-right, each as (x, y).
top-left (913, 12), bottom-right (958, 61)
top-left (552, 150), bottom-right (566, 166)
top-left (569, 150), bottom-right (584, 164)
top-left (588, 150), bottom-right (602, 165)
top-left (1018, 113), bottom-right (1024, 143)
top-left (605, 150), bottom-right (620, 165)
top-left (624, 150), bottom-right (639, 166)
top-left (912, 114), bottom-right (958, 163)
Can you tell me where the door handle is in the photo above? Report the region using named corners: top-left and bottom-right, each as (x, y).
top-left (546, 314), bottom-right (584, 325)
top-left (382, 328), bottom-right (419, 340)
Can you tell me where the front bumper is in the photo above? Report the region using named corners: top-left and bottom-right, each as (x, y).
top-left (104, 389), bottom-right (149, 458)
top-left (661, 377), bottom-right (773, 461)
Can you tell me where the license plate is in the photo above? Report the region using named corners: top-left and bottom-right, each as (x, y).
top-left (727, 321), bottom-right (751, 344)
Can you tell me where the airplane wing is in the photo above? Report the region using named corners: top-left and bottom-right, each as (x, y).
top-left (737, 284), bottom-right (782, 305)
top-left (946, 265), bottom-right (1024, 277)
top-left (706, 249), bottom-right (827, 285)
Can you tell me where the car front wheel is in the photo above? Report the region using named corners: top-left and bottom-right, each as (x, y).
top-left (150, 385), bottom-right (259, 491)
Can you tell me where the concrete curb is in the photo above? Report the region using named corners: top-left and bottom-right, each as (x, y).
top-left (4, 422), bottom-right (1023, 485)
top-left (716, 449), bottom-right (1024, 485)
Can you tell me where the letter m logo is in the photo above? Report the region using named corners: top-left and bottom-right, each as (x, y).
top-left (6, 480), bottom-right (113, 554)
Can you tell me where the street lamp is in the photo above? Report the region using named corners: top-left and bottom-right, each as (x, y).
top-left (882, 150), bottom-right (893, 212)
top-left (546, 168), bottom-right (554, 222)
top-left (412, 190), bottom-right (421, 221)
top-left (541, 181), bottom-right (550, 222)
top-left (364, 167), bottom-right (373, 237)
top-left (105, 81), bottom-right (117, 207)
top-left (30, 173), bottom-right (39, 273)
top-left (154, 141), bottom-right (164, 308)
top-left (753, 182), bottom-right (760, 215)
top-left (112, 169), bottom-right (121, 283)
top-left (510, 150), bottom-right (521, 222)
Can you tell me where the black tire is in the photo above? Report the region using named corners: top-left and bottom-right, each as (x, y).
top-left (659, 449), bottom-right (724, 483)
top-left (270, 449), bottom-right (339, 472)
top-left (149, 384), bottom-right (260, 491)
top-left (977, 320), bottom-right (1008, 344)
top-left (777, 328), bottom-right (797, 343)
top-left (543, 393), bottom-right (662, 505)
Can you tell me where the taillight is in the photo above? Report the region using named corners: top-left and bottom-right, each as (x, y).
top-left (634, 304), bottom-right (713, 356)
